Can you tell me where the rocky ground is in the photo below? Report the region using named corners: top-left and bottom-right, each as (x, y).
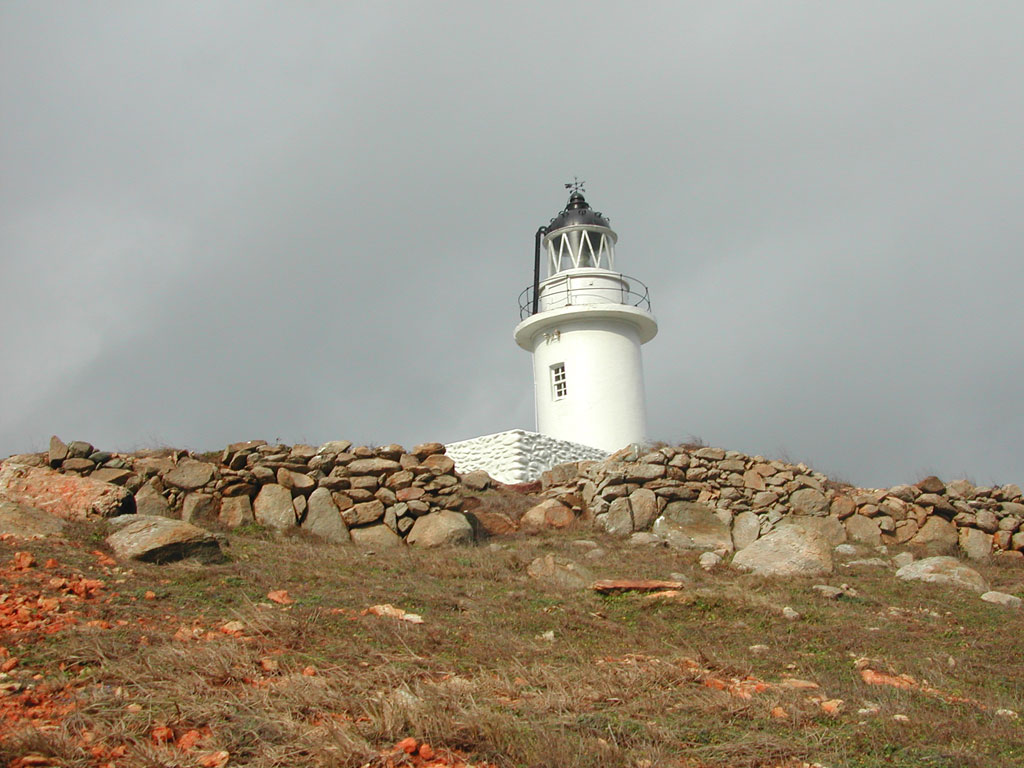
top-left (0, 439), bottom-right (1022, 767)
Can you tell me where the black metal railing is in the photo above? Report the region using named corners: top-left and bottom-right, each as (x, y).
top-left (518, 273), bottom-right (652, 320)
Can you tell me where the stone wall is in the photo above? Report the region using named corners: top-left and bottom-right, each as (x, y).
top-left (14, 435), bottom-right (1024, 560)
top-left (446, 429), bottom-right (607, 484)
top-left (539, 444), bottom-right (1024, 559)
top-left (33, 436), bottom-right (484, 548)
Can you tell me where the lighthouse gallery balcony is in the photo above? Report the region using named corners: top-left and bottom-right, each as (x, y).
top-left (518, 268), bottom-right (652, 320)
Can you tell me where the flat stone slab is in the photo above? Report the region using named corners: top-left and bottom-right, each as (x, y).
top-left (0, 501), bottom-right (66, 539)
top-left (980, 591), bottom-right (1022, 609)
top-left (895, 556), bottom-right (988, 593)
top-left (0, 463), bottom-right (135, 520)
top-left (106, 515), bottom-right (223, 564)
top-left (732, 525), bottom-right (834, 577)
top-left (652, 502), bottom-right (733, 553)
top-left (162, 460), bottom-right (216, 491)
top-left (591, 579), bottom-right (686, 594)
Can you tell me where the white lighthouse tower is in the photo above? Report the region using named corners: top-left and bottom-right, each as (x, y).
top-left (514, 186), bottom-right (658, 453)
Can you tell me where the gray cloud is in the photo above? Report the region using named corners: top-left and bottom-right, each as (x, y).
top-left (3, 2), bottom-right (1023, 488)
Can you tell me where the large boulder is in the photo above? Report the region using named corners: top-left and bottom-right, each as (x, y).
top-left (342, 499), bottom-right (385, 527)
top-left (406, 511), bottom-right (473, 548)
top-left (135, 480), bottom-right (172, 517)
top-left (845, 514), bottom-right (882, 547)
top-left (106, 516), bottom-right (223, 563)
top-left (0, 463), bottom-right (134, 520)
top-left (895, 556), bottom-right (988, 593)
top-left (521, 499), bottom-right (574, 533)
top-left (598, 498), bottom-right (634, 537)
top-left (253, 484), bottom-right (296, 530)
top-left (162, 460), bottom-right (216, 491)
top-left (461, 470), bottom-right (491, 491)
top-left (958, 528), bottom-right (992, 561)
top-left (788, 488), bottom-right (828, 516)
top-left (277, 468), bottom-right (316, 494)
top-left (303, 488), bottom-right (350, 544)
top-left (48, 436), bottom-right (69, 467)
top-left (628, 488), bottom-right (660, 531)
top-left (181, 493), bottom-right (217, 524)
top-left (784, 516), bottom-right (847, 547)
top-left (731, 511), bottom-right (761, 551)
top-left (652, 502), bottom-right (733, 553)
top-left (220, 496), bottom-right (254, 528)
top-left (909, 516), bottom-right (959, 555)
top-left (0, 501), bottom-right (66, 539)
top-left (732, 525), bottom-right (833, 577)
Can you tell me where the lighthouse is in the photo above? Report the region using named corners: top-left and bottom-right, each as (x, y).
top-left (514, 187), bottom-right (658, 452)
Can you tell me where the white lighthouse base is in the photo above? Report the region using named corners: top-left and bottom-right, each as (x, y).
top-left (445, 429), bottom-right (607, 485)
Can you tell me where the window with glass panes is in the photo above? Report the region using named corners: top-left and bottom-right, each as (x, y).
top-left (551, 363), bottom-right (567, 400)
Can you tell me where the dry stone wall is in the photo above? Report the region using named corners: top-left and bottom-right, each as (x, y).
top-left (31, 436), bottom-right (487, 548)
top-left (539, 443), bottom-right (1024, 560)
top-left (13, 435), bottom-right (1024, 561)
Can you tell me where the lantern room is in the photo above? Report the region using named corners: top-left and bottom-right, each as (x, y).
top-left (543, 191), bottom-right (617, 274)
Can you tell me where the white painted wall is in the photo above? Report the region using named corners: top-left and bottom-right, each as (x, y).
top-left (527, 315), bottom-right (649, 452)
top-left (514, 267), bottom-right (656, 452)
top-left (445, 429), bottom-right (607, 485)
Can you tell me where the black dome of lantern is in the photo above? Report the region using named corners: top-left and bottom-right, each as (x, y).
top-left (546, 192), bottom-right (612, 232)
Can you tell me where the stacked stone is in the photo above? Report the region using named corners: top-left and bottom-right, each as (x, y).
top-left (542, 444), bottom-right (1024, 560)
top-left (247, 440), bottom-right (470, 547)
top-left (46, 436), bottom-right (136, 485)
top-left (834, 476), bottom-right (1024, 559)
top-left (38, 436), bottom-right (480, 548)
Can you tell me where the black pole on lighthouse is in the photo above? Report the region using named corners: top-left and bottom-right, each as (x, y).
top-left (532, 226), bottom-right (546, 316)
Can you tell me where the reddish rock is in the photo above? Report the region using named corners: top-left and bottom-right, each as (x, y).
top-left (331, 492), bottom-right (354, 511)
top-left (422, 454), bottom-right (456, 474)
top-left (830, 495), bottom-right (856, 519)
top-left (276, 467), bottom-right (316, 494)
top-left (342, 499), bottom-right (385, 527)
top-left (468, 510), bottom-right (517, 536)
top-left (0, 463), bottom-right (134, 520)
top-left (374, 444), bottom-right (405, 460)
top-left (917, 476), bottom-right (946, 495)
top-left (396, 486), bottom-right (426, 502)
top-left (412, 442), bottom-right (446, 459)
top-left (347, 458), bottom-right (402, 475)
top-left (521, 499), bottom-right (573, 533)
top-left (742, 470), bottom-right (766, 492)
top-left (219, 496), bottom-right (254, 528)
top-left (61, 457), bottom-right (96, 473)
top-left (592, 579), bottom-right (686, 594)
top-left (385, 470), bottom-right (415, 491)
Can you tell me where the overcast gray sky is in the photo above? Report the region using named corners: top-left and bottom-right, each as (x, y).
top-left (2, 2), bottom-right (1023, 489)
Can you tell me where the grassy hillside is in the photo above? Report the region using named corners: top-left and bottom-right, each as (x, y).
top-left (1, 521), bottom-right (1022, 767)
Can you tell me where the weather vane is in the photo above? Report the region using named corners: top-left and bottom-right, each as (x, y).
top-left (564, 177), bottom-right (585, 194)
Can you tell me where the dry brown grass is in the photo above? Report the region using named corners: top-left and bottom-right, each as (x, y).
top-left (1, 525), bottom-right (1022, 767)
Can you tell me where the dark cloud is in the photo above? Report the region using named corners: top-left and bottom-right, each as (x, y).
top-left (3, 3), bottom-right (1023, 487)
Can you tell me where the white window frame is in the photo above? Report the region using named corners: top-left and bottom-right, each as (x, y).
top-left (551, 363), bottom-right (567, 400)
